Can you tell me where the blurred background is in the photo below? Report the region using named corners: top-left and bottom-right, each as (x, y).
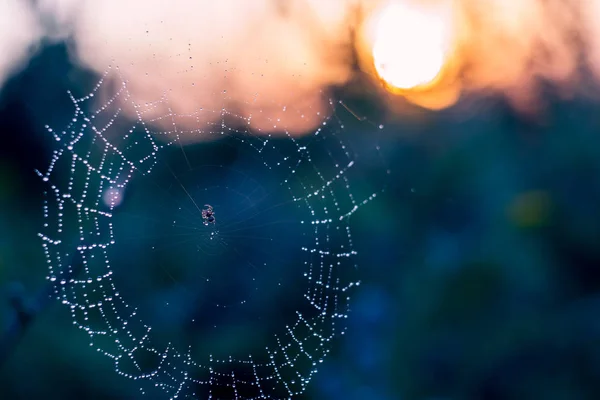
top-left (3, 1), bottom-right (600, 399)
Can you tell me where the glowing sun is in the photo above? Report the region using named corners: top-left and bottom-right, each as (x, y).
top-left (372, 2), bottom-right (452, 90)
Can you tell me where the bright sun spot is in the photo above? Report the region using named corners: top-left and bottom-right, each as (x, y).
top-left (372, 2), bottom-right (451, 90)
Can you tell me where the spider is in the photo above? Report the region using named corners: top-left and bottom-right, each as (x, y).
top-left (201, 204), bottom-right (216, 225)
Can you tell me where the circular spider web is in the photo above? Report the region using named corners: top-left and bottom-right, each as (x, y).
top-left (37, 69), bottom-right (386, 399)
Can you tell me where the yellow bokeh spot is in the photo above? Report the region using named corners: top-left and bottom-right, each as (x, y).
top-left (508, 191), bottom-right (553, 228)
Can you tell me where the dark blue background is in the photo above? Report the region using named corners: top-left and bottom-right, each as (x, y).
top-left (1, 44), bottom-right (600, 400)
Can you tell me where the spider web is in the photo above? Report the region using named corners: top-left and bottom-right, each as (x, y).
top-left (36, 68), bottom-right (386, 399)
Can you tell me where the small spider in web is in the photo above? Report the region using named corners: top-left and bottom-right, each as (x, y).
top-left (201, 204), bottom-right (216, 226)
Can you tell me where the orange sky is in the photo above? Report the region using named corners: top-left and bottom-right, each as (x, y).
top-left (2, 0), bottom-right (600, 136)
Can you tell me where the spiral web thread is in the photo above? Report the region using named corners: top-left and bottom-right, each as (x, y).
top-left (36, 69), bottom-right (382, 399)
